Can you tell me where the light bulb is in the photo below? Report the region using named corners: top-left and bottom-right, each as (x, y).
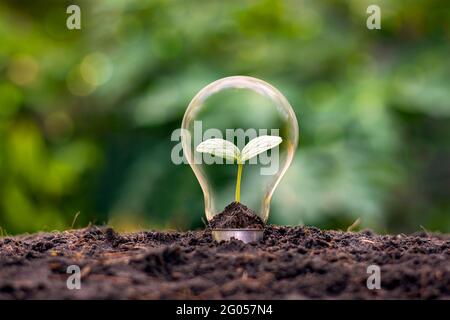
top-left (181, 76), bottom-right (299, 231)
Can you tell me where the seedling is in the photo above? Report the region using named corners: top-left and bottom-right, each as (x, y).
top-left (196, 135), bottom-right (282, 202)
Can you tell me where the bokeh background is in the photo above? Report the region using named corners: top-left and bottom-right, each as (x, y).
top-left (0, 0), bottom-right (449, 235)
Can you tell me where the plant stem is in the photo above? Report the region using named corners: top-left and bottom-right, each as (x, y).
top-left (235, 162), bottom-right (243, 202)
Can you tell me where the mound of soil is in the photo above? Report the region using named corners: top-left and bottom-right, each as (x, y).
top-left (208, 202), bottom-right (265, 229)
top-left (0, 226), bottom-right (449, 299)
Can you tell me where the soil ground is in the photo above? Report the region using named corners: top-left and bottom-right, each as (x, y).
top-left (0, 226), bottom-right (449, 299)
top-left (208, 202), bottom-right (265, 229)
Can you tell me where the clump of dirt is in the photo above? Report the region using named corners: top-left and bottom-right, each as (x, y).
top-left (208, 202), bottom-right (265, 229)
top-left (0, 226), bottom-right (449, 299)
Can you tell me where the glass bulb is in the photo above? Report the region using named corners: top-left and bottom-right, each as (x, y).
top-left (181, 76), bottom-right (299, 223)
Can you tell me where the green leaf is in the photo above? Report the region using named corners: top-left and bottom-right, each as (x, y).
top-left (241, 135), bottom-right (282, 162)
top-left (196, 138), bottom-right (241, 161)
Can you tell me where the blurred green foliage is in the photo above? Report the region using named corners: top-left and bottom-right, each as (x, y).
top-left (0, 0), bottom-right (449, 234)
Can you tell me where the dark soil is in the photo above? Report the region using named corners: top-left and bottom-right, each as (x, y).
top-left (208, 202), bottom-right (265, 229)
top-left (0, 226), bottom-right (449, 299)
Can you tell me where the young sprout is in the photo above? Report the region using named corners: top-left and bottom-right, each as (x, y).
top-left (196, 135), bottom-right (282, 202)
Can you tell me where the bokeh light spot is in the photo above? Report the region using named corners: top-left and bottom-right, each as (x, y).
top-left (7, 54), bottom-right (40, 86)
top-left (80, 52), bottom-right (113, 87)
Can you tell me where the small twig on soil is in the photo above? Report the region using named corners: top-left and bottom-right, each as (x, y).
top-left (0, 226), bottom-right (9, 237)
top-left (71, 211), bottom-right (81, 229)
top-left (201, 216), bottom-right (208, 228)
top-left (347, 218), bottom-right (362, 232)
top-left (360, 238), bottom-right (376, 244)
top-left (420, 225), bottom-right (430, 237)
top-left (81, 265), bottom-right (92, 278)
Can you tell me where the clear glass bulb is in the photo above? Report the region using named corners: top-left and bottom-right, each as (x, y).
top-left (181, 76), bottom-right (299, 223)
